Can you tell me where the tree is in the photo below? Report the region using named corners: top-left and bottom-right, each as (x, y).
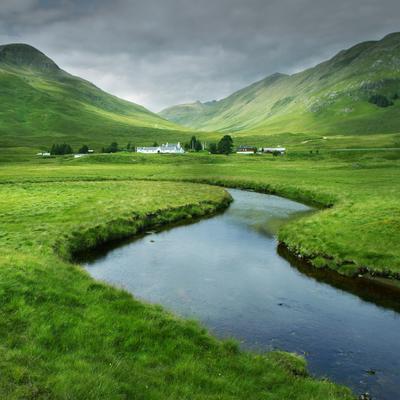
top-left (78, 145), bottom-right (89, 154)
top-left (194, 140), bottom-right (203, 152)
top-left (217, 135), bottom-right (234, 155)
top-left (127, 142), bottom-right (131, 151)
top-left (209, 143), bottom-right (218, 154)
top-left (190, 136), bottom-right (196, 150)
top-left (153, 141), bottom-right (159, 147)
top-left (103, 142), bottom-right (119, 153)
top-left (369, 94), bottom-right (394, 108)
top-left (50, 143), bottom-right (74, 155)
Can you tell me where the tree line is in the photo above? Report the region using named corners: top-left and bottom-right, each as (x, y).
top-left (183, 135), bottom-right (234, 154)
top-left (368, 92), bottom-right (399, 108)
top-left (209, 135), bottom-right (234, 155)
top-left (49, 136), bottom-right (235, 156)
top-left (50, 143), bottom-right (92, 155)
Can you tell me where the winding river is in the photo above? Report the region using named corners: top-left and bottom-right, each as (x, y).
top-left (83, 189), bottom-right (400, 399)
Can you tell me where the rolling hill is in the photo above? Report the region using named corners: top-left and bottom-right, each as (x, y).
top-left (160, 32), bottom-right (400, 139)
top-left (0, 43), bottom-right (187, 153)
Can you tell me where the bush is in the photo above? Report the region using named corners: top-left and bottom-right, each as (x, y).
top-left (78, 145), bottom-right (89, 154)
top-left (103, 142), bottom-right (120, 153)
top-left (209, 143), bottom-right (218, 154)
top-left (50, 143), bottom-right (74, 155)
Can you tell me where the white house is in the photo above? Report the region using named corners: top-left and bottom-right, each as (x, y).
top-left (137, 142), bottom-right (184, 154)
top-left (36, 152), bottom-right (51, 157)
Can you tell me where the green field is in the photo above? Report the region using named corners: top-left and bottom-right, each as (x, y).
top-left (2, 149), bottom-right (399, 278)
top-left (0, 177), bottom-right (355, 399)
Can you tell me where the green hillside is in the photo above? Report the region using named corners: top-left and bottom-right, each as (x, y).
top-left (0, 44), bottom-right (187, 152)
top-left (160, 32), bottom-right (400, 138)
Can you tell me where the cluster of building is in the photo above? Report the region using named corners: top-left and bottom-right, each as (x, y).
top-left (236, 146), bottom-right (286, 155)
top-left (136, 142), bottom-right (184, 154)
top-left (36, 149), bottom-right (94, 157)
top-left (136, 143), bottom-right (286, 155)
top-left (37, 143), bottom-right (286, 157)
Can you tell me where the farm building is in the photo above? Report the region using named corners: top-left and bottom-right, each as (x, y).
top-left (262, 147), bottom-right (286, 155)
top-left (237, 145), bottom-right (257, 154)
top-left (137, 143), bottom-right (185, 154)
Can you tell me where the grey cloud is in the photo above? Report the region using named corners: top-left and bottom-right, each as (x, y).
top-left (0, 0), bottom-right (399, 110)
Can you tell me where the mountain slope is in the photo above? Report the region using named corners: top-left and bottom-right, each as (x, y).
top-left (160, 32), bottom-right (400, 136)
top-left (0, 44), bottom-right (185, 151)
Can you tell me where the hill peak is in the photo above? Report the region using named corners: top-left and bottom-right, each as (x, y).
top-left (382, 31), bottom-right (400, 41)
top-left (0, 43), bottom-right (60, 72)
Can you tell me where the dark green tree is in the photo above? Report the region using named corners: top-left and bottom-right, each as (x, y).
top-left (369, 94), bottom-right (394, 108)
top-left (103, 142), bottom-right (119, 153)
top-left (50, 143), bottom-right (74, 155)
top-left (194, 140), bottom-right (203, 152)
top-left (109, 142), bottom-right (119, 153)
top-left (190, 136), bottom-right (197, 150)
top-left (153, 141), bottom-right (159, 147)
top-left (217, 135), bottom-right (234, 155)
top-left (79, 145), bottom-right (89, 154)
top-left (209, 143), bottom-right (218, 154)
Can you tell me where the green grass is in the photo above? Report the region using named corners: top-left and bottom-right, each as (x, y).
top-left (0, 179), bottom-right (354, 399)
top-left (2, 149), bottom-right (399, 277)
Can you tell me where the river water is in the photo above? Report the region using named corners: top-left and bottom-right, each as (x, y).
top-left (83, 189), bottom-right (400, 399)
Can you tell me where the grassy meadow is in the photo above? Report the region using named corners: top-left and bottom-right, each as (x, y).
top-left (2, 149), bottom-right (399, 277)
top-left (0, 177), bottom-right (356, 399)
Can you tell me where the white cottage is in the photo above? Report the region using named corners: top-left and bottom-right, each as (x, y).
top-left (137, 142), bottom-right (184, 154)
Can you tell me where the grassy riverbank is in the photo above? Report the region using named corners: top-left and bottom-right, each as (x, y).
top-left (0, 179), bottom-right (353, 399)
top-left (2, 149), bottom-right (399, 277)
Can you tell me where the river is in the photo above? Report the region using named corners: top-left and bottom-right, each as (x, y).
top-left (83, 189), bottom-right (400, 399)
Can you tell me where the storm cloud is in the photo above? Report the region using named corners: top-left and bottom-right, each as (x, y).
top-left (0, 0), bottom-right (399, 110)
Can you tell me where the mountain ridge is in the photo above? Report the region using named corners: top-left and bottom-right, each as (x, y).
top-left (0, 43), bottom-right (61, 72)
top-left (159, 32), bottom-right (400, 135)
top-left (0, 43), bottom-right (187, 151)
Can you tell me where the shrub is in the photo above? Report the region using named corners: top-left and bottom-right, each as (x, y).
top-left (50, 143), bottom-right (74, 155)
top-left (78, 145), bottom-right (89, 154)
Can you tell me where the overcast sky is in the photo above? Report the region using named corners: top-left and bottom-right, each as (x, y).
top-left (0, 0), bottom-right (399, 111)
